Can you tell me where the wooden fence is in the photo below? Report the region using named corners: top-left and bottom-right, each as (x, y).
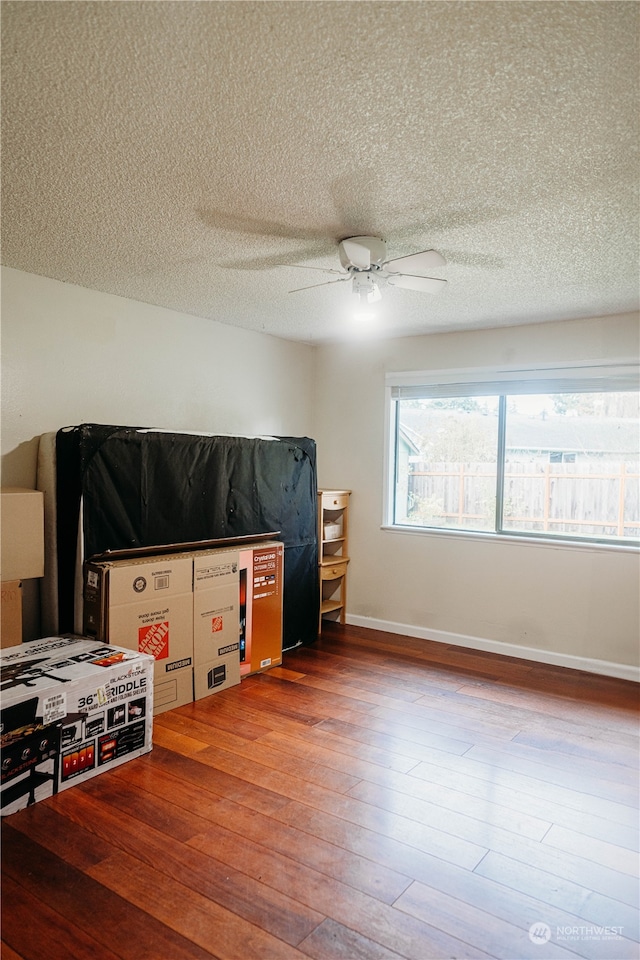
top-left (406, 460), bottom-right (640, 538)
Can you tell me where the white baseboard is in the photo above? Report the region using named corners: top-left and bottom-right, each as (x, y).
top-left (345, 614), bottom-right (640, 683)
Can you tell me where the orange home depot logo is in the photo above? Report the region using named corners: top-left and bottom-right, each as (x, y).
top-left (138, 621), bottom-right (169, 660)
top-left (211, 616), bottom-right (224, 633)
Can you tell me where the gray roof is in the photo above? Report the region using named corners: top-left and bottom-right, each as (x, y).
top-left (400, 408), bottom-right (639, 456)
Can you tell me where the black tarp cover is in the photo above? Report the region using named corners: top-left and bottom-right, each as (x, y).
top-left (55, 424), bottom-right (319, 649)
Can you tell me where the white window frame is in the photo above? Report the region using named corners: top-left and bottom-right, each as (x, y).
top-left (384, 361), bottom-right (640, 550)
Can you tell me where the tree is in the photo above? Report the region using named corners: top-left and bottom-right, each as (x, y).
top-left (420, 414), bottom-right (496, 462)
top-left (403, 397), bottom-right (481, 412)
top-left (552, 394), bottom-right (596, 416)
top-left (430, 397), bottom-right (481, 413)
top-left (551, 392), bottom-right (639, 418)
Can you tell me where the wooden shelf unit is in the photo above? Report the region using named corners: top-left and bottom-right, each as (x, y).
top-left (318, 489), bottom-right (351, 626)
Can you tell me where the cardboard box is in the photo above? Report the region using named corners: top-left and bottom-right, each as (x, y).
top-left (82, 539), bottom-right (283, 710)
top-left (193, 551), bottom-right (241, 700)
top-left (83, 556), bottom-right (194, 715)
top-left (238, 541), bottom-right (284, 676)
top-left (0, 635), bottom-right (154, 816)
top-left (0, 488), bottom-right (45, 581)
top-left (1, 580), bottom-right (22, 647)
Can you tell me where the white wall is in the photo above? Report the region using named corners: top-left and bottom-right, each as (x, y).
top-left (1, 268), bottom-right (315, 487)
top-left (2, 269), bottom-right (638, 673)
top-left (313, 313), bottom-right (640, 676)
top-left (1, 267), bottom-right (315, 639)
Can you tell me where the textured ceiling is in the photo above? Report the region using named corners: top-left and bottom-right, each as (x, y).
top-left (1, 1), bottom-right (638, 343)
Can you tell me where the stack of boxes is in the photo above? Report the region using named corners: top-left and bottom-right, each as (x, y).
top-left (83, 540), bottom-right (284, 714)
top-left (0, 488), bottom-right (45, 647)
top-left (0, 515), bottom-right (283, 816)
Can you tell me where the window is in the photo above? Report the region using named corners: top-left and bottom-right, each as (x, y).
top-left (387, 365), bottom-right (640, 546)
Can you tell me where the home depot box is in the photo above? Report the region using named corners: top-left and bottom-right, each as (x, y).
top-left (1, 580), bottom-right (23, 648)
top-left (238, 540), bottom-right (284, 676)
top-left (183, 540), bottom-right (284, 683)
top-left (83, 556), bottom-right (194, 715)
top-left (0, 488), bottom-right (45, 581)
top-left (192, 550), bottom-right (241, 700)
top-left (0, 635), bottom-right (154, 816)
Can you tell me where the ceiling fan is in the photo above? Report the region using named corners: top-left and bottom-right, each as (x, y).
top-left (288, 236), bottom-right (447, 307)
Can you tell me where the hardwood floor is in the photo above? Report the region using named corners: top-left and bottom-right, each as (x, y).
top-left (2, 622), bottom-right (639, 960)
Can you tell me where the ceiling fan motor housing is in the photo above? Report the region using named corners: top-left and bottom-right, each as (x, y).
top-left (338, 236), bottom-right (386, 270)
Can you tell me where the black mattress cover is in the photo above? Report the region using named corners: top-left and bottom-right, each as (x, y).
top-left (55, 424), bottom-right (319, 649)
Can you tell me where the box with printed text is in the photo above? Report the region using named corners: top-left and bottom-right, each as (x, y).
top-left (238, 540), bottom-right (284, 676)
top-left (83, 556), bottom-right (193, 714)
top-left (0, 635), bottom-right (154, 816)
top-left (193, 550), bottom-right (241, 699)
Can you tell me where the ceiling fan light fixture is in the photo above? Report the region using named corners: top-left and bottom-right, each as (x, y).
top-left (352, 278), bottom-right (380, 321)
top-left (352, 271), bottom-right (382, 304)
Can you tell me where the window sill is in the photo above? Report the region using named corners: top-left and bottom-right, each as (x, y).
top-left (380, 524), bottom-right (640, 555)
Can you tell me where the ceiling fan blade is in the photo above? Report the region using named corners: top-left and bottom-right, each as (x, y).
top-left (285, 265), bottom-right (345, 274)
top-left (198, 207), bottom-right (341, 243)
top-left (384, 249), bottom-right (446, 274)
top-left (341, 239), bottom-right (371, 270)
top-left (387, 274), bottom-right (447, 294)
top-left (221, 246), bottom-right (332, 271)
top-left (289, 276), bottom-right (350, 293)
